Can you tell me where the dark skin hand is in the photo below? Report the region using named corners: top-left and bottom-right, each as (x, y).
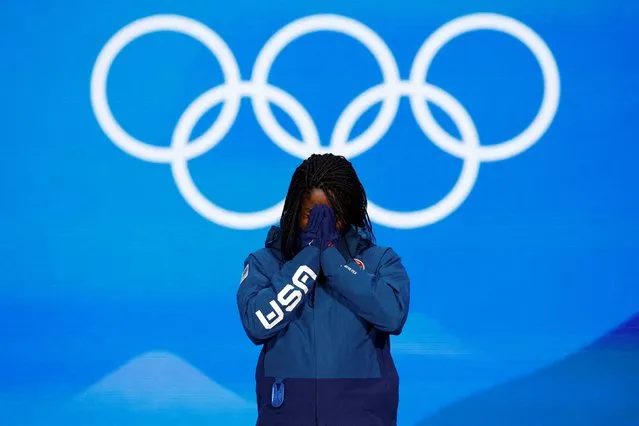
top-left (299, 188), bottom-right (345, 231)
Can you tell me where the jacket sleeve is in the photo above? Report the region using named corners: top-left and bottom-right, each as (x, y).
top-left (321, 246), bottom-right (410, 335)
top-left (237, 246), bottom-right (320, 345)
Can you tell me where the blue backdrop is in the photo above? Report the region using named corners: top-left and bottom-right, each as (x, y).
top-left (2, 0), bottom-right (638, 425)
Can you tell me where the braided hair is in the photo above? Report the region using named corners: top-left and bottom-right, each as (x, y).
top-left (280, 153), bottom-right (374, 260)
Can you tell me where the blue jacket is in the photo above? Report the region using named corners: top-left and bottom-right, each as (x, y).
top-left (237, 226), bottom-right (410, 425)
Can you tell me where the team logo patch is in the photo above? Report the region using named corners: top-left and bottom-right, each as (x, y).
top-left (240, 263), bottom-right (249, 284)
top-left (354, 259), bottom-right (365, 270)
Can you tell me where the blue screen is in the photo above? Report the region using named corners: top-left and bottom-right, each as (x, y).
top-left (1, 0), bottom-right (638, 424)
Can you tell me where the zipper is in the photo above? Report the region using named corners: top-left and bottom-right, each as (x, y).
top-left (308, 276), bottom-right (316, 307)
top-left (271, 377), bottom-right (284, 408)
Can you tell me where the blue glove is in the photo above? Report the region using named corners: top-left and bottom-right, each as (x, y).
top-left (318, 205), bottom-right (340, 249)
top-left (300, 204), bottom-right (323, 248)
top-left (301, 204), bottom-right (340, 250)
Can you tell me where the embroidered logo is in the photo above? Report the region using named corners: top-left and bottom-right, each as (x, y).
top-left (240, 263), bottom-right (249, 284)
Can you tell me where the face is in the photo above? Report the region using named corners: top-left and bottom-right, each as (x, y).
top-left (298, 188), bottom-right (346, 231)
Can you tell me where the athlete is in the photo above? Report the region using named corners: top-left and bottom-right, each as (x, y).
top-left (237, 153), bottom-right (411, 425)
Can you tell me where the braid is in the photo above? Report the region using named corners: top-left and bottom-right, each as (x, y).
top-left (280, 153), bottom-right (375, 260)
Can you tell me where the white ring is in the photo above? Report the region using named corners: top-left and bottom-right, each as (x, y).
top-left (338, 82), bottom-right (481, 228)
top-left (90, 14), bottom-right (242, 163)
top-left (409, 13), bottom-right (560, 162)
top-left (91, 13), bottom-right (560, 230)
top-left (252, 14), bottom-right (401, 159)
top-left (171, 82), bottom-right (318, 230)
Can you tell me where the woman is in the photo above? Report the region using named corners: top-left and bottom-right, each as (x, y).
top-left (236, 153), bottom-right (410, 425)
